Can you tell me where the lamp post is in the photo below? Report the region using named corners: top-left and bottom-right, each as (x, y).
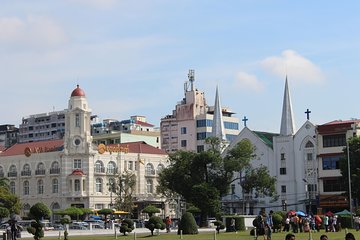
top-left (346, 138), bottom-right (353, 228)
top-left (303, 178), bottom-right (312, 240)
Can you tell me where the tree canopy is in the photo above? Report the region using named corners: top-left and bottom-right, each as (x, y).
top-left (0, 178), bottom-right (21, 215)
top-left (158, 138), bottom-right (276, 226)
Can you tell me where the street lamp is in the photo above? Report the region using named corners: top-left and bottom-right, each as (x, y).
top-left (303, 178), bottom-right (312, 240)
top-left (346, 138), bottom-right (353, 228)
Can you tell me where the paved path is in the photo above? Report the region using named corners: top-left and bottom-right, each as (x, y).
top-left (17, 227), bottom-right (217, 238)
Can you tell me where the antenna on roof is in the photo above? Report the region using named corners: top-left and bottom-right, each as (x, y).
top-left (188, 69), bottom-right (195, 91)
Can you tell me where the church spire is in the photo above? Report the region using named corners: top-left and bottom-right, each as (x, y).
top-left (280, 77), bottom-right (296, 136)
top-left (211, 85), bottom-right (227, 141)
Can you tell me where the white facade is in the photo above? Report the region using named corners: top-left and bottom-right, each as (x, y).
top-left (0, 85), bottom-right (169, 221)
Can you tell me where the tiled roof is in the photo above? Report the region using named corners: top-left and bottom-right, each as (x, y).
top-left (70, 169), bottom-right (86, 176)
top-left (106, 141), bottom-right (166, 155)
top-left (0, 139), bottom-right (64, 157)
top-left (135, 120), bottom-right (154, 127)
top-left (253, 131), bottom-right (279, 149)
top-left (0, 146), bottom-right (6, 152)
top-left (322, 119), bottom-right (360, 125)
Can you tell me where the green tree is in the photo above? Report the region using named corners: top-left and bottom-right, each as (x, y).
top-left (0, 207), bottom-right (9, 222)
top-left (158, 138), bottom-right (273, 227)
top-left (142, 205), bottom-right (160, 218)
top-left (119, 218), bottom-right (134, 235)
top-left (145, 215), bottom-right (165, 235)
top-left (62, 207), bottom-right (84, 220)
top-left (114, 171), bottom-right (136, 214)
top-left (339, 136), bottom-right (360, 205)
top-left (0, 184), bottom-right (21, 215)
top-left (27, 202), bottom-right (51, 240)
top-left (177, 212), bottom-right (198, 235)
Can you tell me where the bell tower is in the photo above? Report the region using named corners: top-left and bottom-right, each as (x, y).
top-left (64, 85), bottom-right (92, 154)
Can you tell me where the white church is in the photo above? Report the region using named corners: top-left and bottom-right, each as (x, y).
top-left (220, 78), bottom-right (317, 215)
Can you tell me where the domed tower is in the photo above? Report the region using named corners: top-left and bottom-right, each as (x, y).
top-left (64, 85), bottom-right (93, 154)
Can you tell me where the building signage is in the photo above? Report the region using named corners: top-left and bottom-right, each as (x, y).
top-left (98, 143), bottom-right (129, 154)
top-left (24, 146), bottom-right (59, 157)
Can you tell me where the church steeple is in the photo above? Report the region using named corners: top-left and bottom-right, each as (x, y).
top-left (211, 85), bottom-right (227, 141)
top-left (280, 77), bottom-right (296, 136)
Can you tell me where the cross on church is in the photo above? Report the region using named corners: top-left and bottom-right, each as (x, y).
top-left (242, 116), bottom-right (248, 127)
top-left (305, 108), bottom-right (311, 120)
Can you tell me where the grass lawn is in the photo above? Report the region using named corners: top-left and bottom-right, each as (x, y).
top-left (21, 230), bottom-right (360, 240)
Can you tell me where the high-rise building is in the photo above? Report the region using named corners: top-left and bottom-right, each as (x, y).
top-left (0, 124), bottom-right (19, 149)
top-left (18, 111), bottom-right (66, 143)
top-left (160, 70), bottom-right (240, 153)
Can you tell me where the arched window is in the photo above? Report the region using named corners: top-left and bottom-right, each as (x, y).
top-left (305, 141), bottom-right (314, 148)
top-left (145, 163), bottom-right (155, 175)
top-left (23, 164), bottom-right (30, 171)
top-left (51, 161), bottom-right (59, 169)
top-left (52, 179), bottom-right (59, 193)
top-left (74, 179), bottom-right (81, 192)
top-left (10, 181), bottom-right (15, 194)
top-left (50, 161), bottom-right (60, 174)
top-left (157, 164), bottom-right (165, 174)
top-left (96, 178), bottom-right (103, 192)
top-left (95, 161), bottom-right (104, 173)
top-left (9, 165), bottom-right (17, 177)
top-left (23, 180), bottom-right (29, 195)
top-left (146, 179), bottom-right (153, 193)
top-left (108, 178), bottom-right (116, 193)
top-left (37, 179), bottom-right (44, 194)
top-left (36, 163), bottom-right (45, 175)
top-left (37, 162), bottom-right (45, 170)
top-left (107, 161), bottom-right (117, 174)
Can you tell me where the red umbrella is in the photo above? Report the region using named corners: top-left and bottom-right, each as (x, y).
top-left (326, 211), bottom-right (334, 217)
top-left (288, 210), bottom-right (296, 216)
top-left (315, 215), bottom-right (322, 223)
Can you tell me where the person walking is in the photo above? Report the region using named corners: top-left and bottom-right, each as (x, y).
top-left (266, 210), bottom-right (274, 240)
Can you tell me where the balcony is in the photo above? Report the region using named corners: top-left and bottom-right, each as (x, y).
top-left (145, 169), bottom-right (156, 176)
top-left (106, 168), bottom-right (118, 175)
top-left (94, 167), bottom-right (105, 174)
top-left (35, 169), bottom-right (46, 175)
top-left (8, 172), bottom-right (17, 178)
top-left (50, 168), bottom-right (61, 174)
top-left (21, 170), bottom-right (32, 177)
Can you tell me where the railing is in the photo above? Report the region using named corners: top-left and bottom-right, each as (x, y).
top-left (50, 168), bottom-right (61, 174)
top-left (94, 167), bottom-right (105, 174)
top-left (8, 172), bottom-right (17, 177)
top-left (35, 169), bottom-right (46, 175)
top-left (21, 170), bottom-right (32, 176)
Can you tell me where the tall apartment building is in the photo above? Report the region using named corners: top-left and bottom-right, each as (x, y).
top-left (19, 111), bottom-right (66, 143)
top-left (160, 70), bottom-right (240, 153)
top-left (0, 124), bottom-right (19, 149)
top-left (316, 120), bottom-right (360, 213)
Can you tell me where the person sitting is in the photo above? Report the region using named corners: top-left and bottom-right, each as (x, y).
top-left (285, 233), bottom-right (296, 240)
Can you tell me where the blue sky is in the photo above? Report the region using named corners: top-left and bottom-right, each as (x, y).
top-left (1, 1), bottom-right (359, 133)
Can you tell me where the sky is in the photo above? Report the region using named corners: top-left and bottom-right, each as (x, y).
top-left (1, 1), bottom-right (359, 133)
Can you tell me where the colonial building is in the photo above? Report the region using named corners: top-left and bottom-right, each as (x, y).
top-left (160, 70), bottom-right (240, 153)
top-left (0, 85), bottom-right (169, 221)
top-left (223, 78), bottom-right (317, 215)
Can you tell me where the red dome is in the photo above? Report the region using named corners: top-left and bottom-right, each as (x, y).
top-left (71, 85), bottom-right (86, 97)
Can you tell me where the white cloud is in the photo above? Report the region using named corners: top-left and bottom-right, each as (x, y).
top-left (0, 15), bottom-right (67, 48)
top-left (67, 0), bottom-right (117, 9)
top-left (235, 71), bottom-right (264, 92)
top-left (260, 50), bottom-right (325, 84)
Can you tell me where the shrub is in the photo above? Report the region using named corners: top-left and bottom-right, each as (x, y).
top-left (119, 219), bottom-right (134, 235)
top-left (226, 217), bottom-right (245, 232)
top-left (272, 213), bottom-right (283, 232)
top-left (145, 216), bottom-right (165, 235)
top-left (213, 220), bottom-right (225, 233)
top-left (177, 212), bottom-right (198, 235)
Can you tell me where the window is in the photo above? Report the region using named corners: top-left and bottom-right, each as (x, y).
top-left (180, 127), bottom-right (187, 134)
top-left (36, 163), bottom-right (45, 175)
top-left (224, 122), bottom-right (239, 130)
top-left (197, 145), bottom-right (204, 153)
top-left (231, 184), bottom-right (235, 194)
top-left (95, 161), bottom-right (104, 173)
top-left (181, 140), bottom-right (187, 147)
top-left (322, 156), bottom-right (341, 170)
top-left (96, 178), bottom-right (102, 192)
top-left (74, 179), bottom-right (81, 192)
top-left (197, 132), bottom-right (207, 140)
top-left (146, 179), bottom-right (153, 193)
top-left (74, 159), bottom-right (82, 169)
top-left (107, 161), bottom-right (116, 174)
top-left (281, 185), bottom-right (286, 193)
top-left (307, 153), bottom-right (313, 161)
top-left (52, 179), bottom-right (59, 193)
top-left (196, 119), bottom-right (212, 128)
top-left (10, 181), bottom-right (15, 194)
top-left (50, 161), bottom-right (60, 174)
top-left (305, 141), bottom-right (314, 148)
top-left (145, 163), bottom-right (155, 175)
top-left (37, 179), bottom-right (44, 194)
top-left (157, 164), bottom-right (165, 174)
top-left (108, 178), bottom-right (116, 193)
top-left (75, 113), bottom-right (80, 127)
top-left (280, 168), bottom-right (287, 175)
top-left (128, 161), bottom-right (133, 171)
top-left (23, 181), bottom-right (29, 195)
top-left (23, 164), bottom-right (30, 171)
top-left (323, 178), bottom-right (344, 192)
top-left (95, 204), bottom-right (104, 210)
top-left (281, 153), bottom-right (286, 160)
top-left (323, 134), bottom-right (346, 147)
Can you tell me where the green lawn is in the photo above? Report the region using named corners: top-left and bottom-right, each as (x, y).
top-left (21, 230), bottom-right (360, 240)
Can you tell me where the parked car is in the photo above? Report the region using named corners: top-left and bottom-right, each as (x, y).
top-left (68, 224), bottom-right (88, 230)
